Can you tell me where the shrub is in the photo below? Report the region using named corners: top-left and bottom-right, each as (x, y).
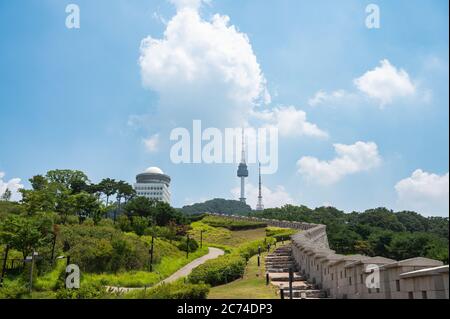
top-left (188, 254), bottom-right (246, 286)
top-left (55, 282), bottom-right (110, 299)
top-left (0, 280), bottom-right (28, 299)
top-left (59, 224), bottom-right (148, 273)
top-left (177, 237), bottom-right (199, 253)
top-left (126, 281), bottom-right (209, 299)
top-left (266, 227), bottom-right (297, 242)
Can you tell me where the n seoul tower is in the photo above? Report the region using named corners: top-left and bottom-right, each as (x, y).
top-left (237, 128), bottom-right (249, 203)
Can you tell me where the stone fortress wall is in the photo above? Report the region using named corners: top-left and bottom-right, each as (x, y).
top-left (211, 213), bottom-right (449, 299)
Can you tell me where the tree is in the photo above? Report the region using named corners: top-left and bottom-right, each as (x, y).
top-left (67, 192), bottom-right (103, 224)
top-left (0, 214), bottom-right (53, 259)
top-left (97, 178), bottom-right (117, 206)
top-left (124, 197), bottom-right (156, 219)
top-left (1, 189), bottom-right (12, 201)
top-left (29, 175), bottom-right (48, 191)
top-left (46, 170), bottom-right (89, 191)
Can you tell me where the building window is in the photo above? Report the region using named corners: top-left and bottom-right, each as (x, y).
top-left (396, 280), bottom-right (400, 292)
top-left (360, 274), bottom-right (363, 284)
top-left (376, 288), bottom-right (380, 293)
top-left (340, 271), bottom-right (343, 279)
top-left (422, 291), bottom-right (427, 299)
top-left (331, 274), bottom-right (334, 281)
top-left (349, 277), bottom-right (352, 285)
top-left (368, 288), bottom-right (371, 294)
top-left (408, 292), bottom-right (414, 299)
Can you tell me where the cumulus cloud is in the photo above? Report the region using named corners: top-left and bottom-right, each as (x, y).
top-left (0, 171), bottom-right (23, 201)
top-left (395, 170), bottom-right (449, 217)
top-left (143, 134), bottom-right (160, 152)
top-left (308, 59), bottom-right (417, 108)
top-left (354, 59), bottom-right (416, 106)
top-left (139, 2), bottom-right (269, 127)
top-left (297, 141), bottom-right (381, 185)
top-left (251, 106), bottom-right (328, 138)
top-left (231, 183), bottom-right (295, 209)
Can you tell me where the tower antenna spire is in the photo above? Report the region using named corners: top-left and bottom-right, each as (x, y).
top-left (237, 127), bottom-right (248, 204)
top-left (256, 162), bottom-right (264, 211)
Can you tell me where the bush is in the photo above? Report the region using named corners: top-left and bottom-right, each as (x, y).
top-left (266, 227), bottom-right (297, 242)
top-left (0, 280), bottom-right (28, 299)
top-left (126, 281), bottom-right (209, 299)
top-left (59, 224), bottom-right (149, 273)
top-left (177, 237), bottom-right (199, 253)
top-left (202, 216), bottom-right (267, 230)
top-left (56, 282), bottom-right (110, 299)
top-left (235, 237), bottom-right (276, 260)
top-left (189, 254), bottom-right (246, 286)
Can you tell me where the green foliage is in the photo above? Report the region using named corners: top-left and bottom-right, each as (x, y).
top-left (124, 197), bottom-right (185, 227)
top-left (0, 280), bottom-right (29, 299)
top-left (202, 215), bottom-right (267, 230)
top-left (177, 237), bottom-right (199, 253)
top-left (58, 224), bottom-right (148, 273)
top-left (189, 254), bottom-right (246, 286)
top-left (189, 238), bottom-right (274, 287)
top-left (252, 205), bottom-right (449, 263)
top-left (125, 280), bottom-right (209, 299)
top-left (265, 227), bottom-right (296, 242)
top-left (181, 198), bottom-right (252, 215)
top-left (55, 282), bottom-right (110, 299)
top-left (0, 213), bottom-right (54, 258)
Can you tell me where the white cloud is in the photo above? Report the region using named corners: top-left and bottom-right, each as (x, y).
top-left (0, 171), bottom-right (23, 201)
top-left (143, 134), bottom-right (160, 152)
top-left (231, 183), bottom-right (295, 209)
top-left (395, 170), bottom-right (449, 217)
top-left (308, 90), bottom-right (356, 107)
top-left (354, 59), bottom-right (416, 106)
top-left (139, 2), bottom-right (269, 126)
top-left (252, 106), bottom-right (328, 138)
top-left (297, 141), bottom-right (381, 185)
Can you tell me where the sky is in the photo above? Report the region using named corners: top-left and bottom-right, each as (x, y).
top-left (0, 0), bottom-right (448, 216)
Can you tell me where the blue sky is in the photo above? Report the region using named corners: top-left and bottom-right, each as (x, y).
top-left (0, 0), bottom-right (448, 216)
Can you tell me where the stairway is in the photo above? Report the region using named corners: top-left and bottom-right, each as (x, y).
top-left (265, 245), bottom-right (326, 299)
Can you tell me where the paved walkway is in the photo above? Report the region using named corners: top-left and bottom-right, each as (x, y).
top-left (106, 247), bottom-right (224, 294)
top-left (158, 247), bottom-right (224, 285)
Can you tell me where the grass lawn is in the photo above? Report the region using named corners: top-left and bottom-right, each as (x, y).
top-left (189, 221), bottom-right (267, 248)
top-left (207, 249), bottom-right (279, 299)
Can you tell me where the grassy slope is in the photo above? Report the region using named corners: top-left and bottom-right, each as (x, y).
top-left (32, 237), bottom-right (209, 289)
top-left (189, 221), bottom-right (267, 248)
top-left (207, 249), bottom-right (279, 299)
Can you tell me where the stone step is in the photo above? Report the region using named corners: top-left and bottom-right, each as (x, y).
top-left (265, 256), bottom-right (293, 261)
top-left (269, 273), bottom-right (305, 282)
top-left (266, 254), bottom-right (292, 258)
top-left (265, 262), bottom-right (296, 267)
top-left (281, 289), bottom-right (326, 299)
top-left (266, 267), bottom-right (298, 273)
top-left (270, 281), bottom-right (311, 289)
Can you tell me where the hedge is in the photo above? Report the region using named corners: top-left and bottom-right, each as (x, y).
top-left (125, 281), bottom-right (209, 299)
top-left (201, 216), bottom-right (267, 230)
top-left (188, 238), bottom-right (276, 287)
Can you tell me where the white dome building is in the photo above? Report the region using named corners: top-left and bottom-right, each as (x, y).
top-left (134, 167), bottom-right (171, 204)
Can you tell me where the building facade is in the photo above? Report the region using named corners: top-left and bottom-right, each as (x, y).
top-left (134, 167), bottom-right (171, 204)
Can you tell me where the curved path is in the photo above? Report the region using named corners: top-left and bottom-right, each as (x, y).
top-left (158, 247), bottom-right (224, 285)
top-left (107, 247), bottom-right (224, 293)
